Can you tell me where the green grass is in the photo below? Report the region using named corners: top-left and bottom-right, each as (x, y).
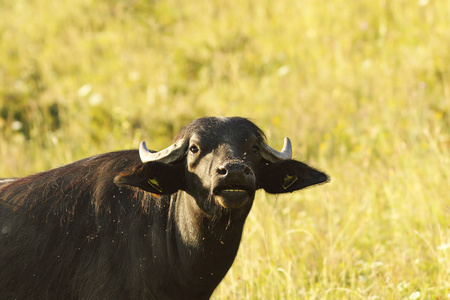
top-left (1, 0), bottom-right (449, 298)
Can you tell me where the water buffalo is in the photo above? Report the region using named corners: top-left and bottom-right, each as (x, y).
top-left (0, 117), bottom-right (328, 299)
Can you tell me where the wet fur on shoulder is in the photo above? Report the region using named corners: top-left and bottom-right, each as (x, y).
top-left (0, 151), bottom-right (165, 299)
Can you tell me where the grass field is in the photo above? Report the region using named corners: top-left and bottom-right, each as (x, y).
top-left (1, 0), bottom-right (449, 298)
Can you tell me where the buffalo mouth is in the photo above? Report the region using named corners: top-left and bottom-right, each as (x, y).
top-left (214, 186), bottom-right (252, 209)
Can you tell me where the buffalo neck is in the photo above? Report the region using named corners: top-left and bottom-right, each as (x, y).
top-left (166, 191), bottom-right (251, 296)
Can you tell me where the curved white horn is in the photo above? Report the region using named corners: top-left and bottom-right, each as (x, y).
top-left (260, 137), bottom-right (292, 163)
top-left (139, 139), bottom-right (187, 164)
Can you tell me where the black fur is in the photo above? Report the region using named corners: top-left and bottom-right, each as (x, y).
top-left (0, 117), bottom-right (328, 299)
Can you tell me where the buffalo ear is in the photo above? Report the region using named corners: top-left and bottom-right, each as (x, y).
top-left (258, 160), bottom-right (329, 194)
top-left (114, 162), bottom-right (185, 195)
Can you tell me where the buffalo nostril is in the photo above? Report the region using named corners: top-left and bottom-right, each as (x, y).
top-left (243, 166), bottom-right (251, 175)
top-left (217, 166), bottom-right (227, 176)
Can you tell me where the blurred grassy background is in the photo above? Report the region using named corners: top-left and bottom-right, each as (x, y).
top-left (1, 0), bottom-right (449, 298)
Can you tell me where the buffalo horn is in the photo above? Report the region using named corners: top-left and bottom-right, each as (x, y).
top-left (260, 137), bottom-right (292, 163)
top-left (139, 139), bottom-right (187, 164)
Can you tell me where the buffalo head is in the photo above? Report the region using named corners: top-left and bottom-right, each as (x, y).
top-left (116, 117), bottom-right (328, 216)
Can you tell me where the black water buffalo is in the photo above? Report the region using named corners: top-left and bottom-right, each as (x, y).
top-left (0, 117), bottom-right (328, 299)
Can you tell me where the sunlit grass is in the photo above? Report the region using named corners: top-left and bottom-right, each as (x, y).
top-left (1, 0), bottom-right (449, 298)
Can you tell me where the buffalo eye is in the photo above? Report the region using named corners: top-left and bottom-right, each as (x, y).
top-left (251, 145), bottom-right (260, 154)
top-left (189, 145), bottom-right (199, 154)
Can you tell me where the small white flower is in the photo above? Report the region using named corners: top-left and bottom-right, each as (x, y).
top-left (437, 243), bottom-right (450, 250)
top-left (89, 93), bottom-right (103, 106)
top-left (409, 291), bottom-right (421, 299)
top-left (11, 121), bottom-right (23, 131)
top-left (78, 84), bottom-right (92, 97)
top-left (277, 65), bottom-right (290, 77)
